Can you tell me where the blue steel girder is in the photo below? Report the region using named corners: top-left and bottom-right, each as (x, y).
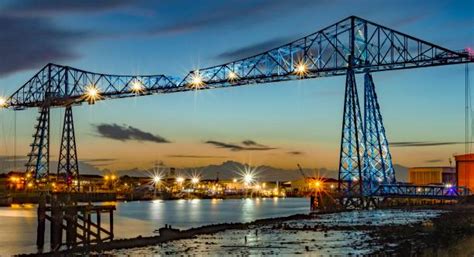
top-left (363, 72), bottom-right (396, 194)
top-left (7, 64), bottom-right (179, 109)
top-left (338, 67), bottom-right (366, 202)
top-left (374, 184), bottom-right (471, 200)
top-left (179, 16), bottom-right (472, 91)
top-left (4, 16), bottom-right (472, 109)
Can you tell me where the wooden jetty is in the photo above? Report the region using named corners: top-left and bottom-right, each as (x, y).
top-left (37, 192), bottom-right (116, 251)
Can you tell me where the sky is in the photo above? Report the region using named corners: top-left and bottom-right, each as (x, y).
top-left (0, 0), bottom-right (473, 175)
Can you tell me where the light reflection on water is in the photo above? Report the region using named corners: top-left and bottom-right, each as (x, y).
top-left (0, 197), bottom-right (309, 256)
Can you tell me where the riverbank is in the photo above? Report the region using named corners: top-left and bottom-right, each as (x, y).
top-left (16, 204), bottom-right (474, 256)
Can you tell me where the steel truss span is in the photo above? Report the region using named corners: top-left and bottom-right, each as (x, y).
top-left (4, 16), bottom-right (472, 109)
top-left (2, 16), bottom-right (473, 205)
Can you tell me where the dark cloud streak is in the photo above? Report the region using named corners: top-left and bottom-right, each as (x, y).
top-left (205, 140), bottom-right (276, 151)
top-left (94, 123), bottom-right (170, 143)
top-left (390, 141), bottom-right (467, 147)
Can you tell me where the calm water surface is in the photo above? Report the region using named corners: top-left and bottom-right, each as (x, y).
top-left (0, 197), bottom-right (309, 255)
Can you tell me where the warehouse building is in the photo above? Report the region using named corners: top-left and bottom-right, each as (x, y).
top-left (408, 167), bottom-right (456, 185)
top-left (455, 154), bottom-right (474, 191)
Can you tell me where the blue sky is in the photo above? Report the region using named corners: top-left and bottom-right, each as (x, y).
top-left (0, 0), bottom-right (472, 173)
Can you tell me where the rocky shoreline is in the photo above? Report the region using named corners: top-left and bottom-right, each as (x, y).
top-left (17, 205), bottom-right (474, 256)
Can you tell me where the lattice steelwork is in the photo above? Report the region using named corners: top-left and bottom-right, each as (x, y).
top-left (338, 68), bottom-right (365, 207)
top-left (2, 16), bottom-right (472, 199)
top-left (57, 106), bottom-right (79, 190)
top-left (363, 73), bottom-right (395, 194)
top-left (7, 64), bottom-right (179, 109)
top-left (26, 106), bottom-right (50, 179)
top-left (373, 184), bottom-right (471, 200)
top-left (5, 16), bottom-right (471, 110)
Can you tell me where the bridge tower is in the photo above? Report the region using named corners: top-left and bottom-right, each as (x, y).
top-left (338, 61), bottom-right (366, 208)
top-left (57, 106), bottom-right (80, 190)
top-left (363, 73), bottom-right (395, 195)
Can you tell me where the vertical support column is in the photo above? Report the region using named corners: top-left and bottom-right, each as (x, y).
top-left (338, 58), bottom-right (366, 208)
top-left (57, 106), bottom-right (80, 191)
top-left (36, 192), bottom-right (46, 250)
top-left (26, 105), bottom-right (50, 182)
top-left (363, 73), bottom-right (395, 195)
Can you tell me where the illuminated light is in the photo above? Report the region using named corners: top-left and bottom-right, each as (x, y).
top-left (314, 181), bottom-right (322, 188)
top-left (330, 184), bottom-right (335, 189)
top-left (294, 61), bottom-right (309, 77)
top-left (233, 178), bottom-right (237, 183)
top-left (188, 70), bottom-right (205, 89)
top-left (27, 182), bottom-right (34, 188)
top-left (153, 175), bottom-right (161, 184)
top-left (51, 182), bottom-right (56, 187)
top-left (130, 78), bottom-right (144, 94)
top-left (84, 85), bottom-right (101, 104)
top-left (417, 187), bottom-right (422, 192)
top-left (176, 177), bottom-right (185, 183)
top-left (191, 176), bottom-right (200, 184)
top-left (111, 175), bottom-right (116, 180)
top-left (104, 175), bottom-right (109, 181)
top-left (243, 173), bottom-right (254, 185)
top-left (445, 183), bottom-right (452, 188)
top-left (228, 71), bottom-right (238, 81)
top-left (0, 97), bottom-right (7, 107)
top-left (237, 166), bottom-right (259, 187)
top-left (26, 173), bottom-right (32, 178)
top-left (352, 177), bottom-right (358, 182)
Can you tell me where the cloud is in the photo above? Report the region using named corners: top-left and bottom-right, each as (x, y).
top-left (205, 140), bottom-right (276, 151)
top-left (0, 15), bottom-right (91, 76)
top-left (215, 36), bottom-right (295, 61)
top-left (167, 155), bottom-right (227, 159)
top-left (287, 151), bottom-right (304, 155)
top-left (146, 0), bottom-right (333, 37)
top-left (425, 159), bottom-right (443, 163)
top-left (94, 123), bottom-right (170, 143)
top-left (389, 141), bottom-right (466, 147)
top-left (3, 0), bottom-right (133, 17)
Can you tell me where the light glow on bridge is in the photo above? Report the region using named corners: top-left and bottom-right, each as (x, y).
top-left (188, 70), bottom-right (205, 89)
top-left (294, 61), bottom-right (308, 77)
top-left (84, 85), bottom-right (101, 104)
top-left (0, 97), bottom-right (6, 107)
top-left (228, 71), bottom-right (238, 81)
top-left (131, 78), bottom-right (144, 94)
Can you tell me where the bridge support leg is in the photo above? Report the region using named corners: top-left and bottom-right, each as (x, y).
top-left (26, 105), bottom-right (50, 182)
top-left (338, 68), bottom-right (365, 208)
top-left (57, 106), bottom-right (80, 191)
top-left (363, 73), bottom-right (395, 197)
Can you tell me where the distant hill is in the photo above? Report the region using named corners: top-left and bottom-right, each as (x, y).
top-left (1, 158), bottom-right (409, 182)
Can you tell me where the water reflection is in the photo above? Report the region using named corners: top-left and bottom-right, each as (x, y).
top-left (0, 197), bottom-right (308, 256)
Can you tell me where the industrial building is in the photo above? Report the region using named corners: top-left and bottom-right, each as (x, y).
top-left (408, 167), bottom-right (456, 185)
top-left (455, 154), bottom-right (474, 192)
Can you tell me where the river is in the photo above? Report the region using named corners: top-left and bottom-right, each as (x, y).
top-left (0, 197), bottom-right (309, 255)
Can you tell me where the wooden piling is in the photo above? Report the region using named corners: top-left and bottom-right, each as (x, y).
top-left (36, 192), bottom-right (46, 250)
